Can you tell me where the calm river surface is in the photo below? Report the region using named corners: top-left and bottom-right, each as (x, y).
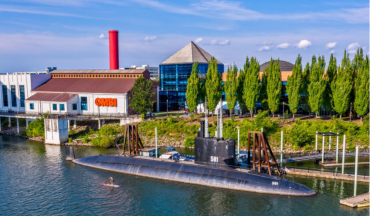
top-left (0, 135), bottom-right (368, 216)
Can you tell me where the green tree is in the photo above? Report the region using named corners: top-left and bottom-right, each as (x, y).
top-left (354, 55), bottom-right (369, 122)
top-left (225, 64), bottom-right (238, 117)
top-left (300, 63), bottom-right (310, 113)
top-left (286, 54), bottom-right (303, 121)
top-left (186, 62), bottom-right (200, 112)
top-left (331, 51), bottom-right (352, 120)
top-left (129, 76), bottom-right (155, 116)
top-left (323, 53), bottom-right (337, 113)
top-left (266, 59), bottom-right (282, 118)
top-left (236, 57), bottom-right (249, 113)
top-left (308, 55), bottom-right (326, 120)
top-left (243, 57), bottom-right (261, 117)
top-left (260, 67), bottom-right (269, 110)
top-left (205, 57), bottom-right (223, 114)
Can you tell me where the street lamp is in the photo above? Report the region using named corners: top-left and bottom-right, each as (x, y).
top-left (166, 99), bottom-right (168, 117)
top-left (282, 102), bottom-right (285, 121)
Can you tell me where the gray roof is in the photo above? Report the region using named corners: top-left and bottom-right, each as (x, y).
top-left (161, 42), bottom-right (222, 65)
top-left (259, 60), bottom-right (294, 72)
top-left (50, 69), bottom-right (147, 74)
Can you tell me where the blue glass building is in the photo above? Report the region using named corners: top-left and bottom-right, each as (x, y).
top-left (159, 42), bottom-right (224, 111)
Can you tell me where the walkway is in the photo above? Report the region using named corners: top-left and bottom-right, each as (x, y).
top-left (276, 152), bottom-right (370, 164)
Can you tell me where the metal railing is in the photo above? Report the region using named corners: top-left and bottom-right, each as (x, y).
top-left (285, 165), bottom-right (369, 180)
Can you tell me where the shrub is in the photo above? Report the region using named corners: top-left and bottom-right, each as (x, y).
top-left (287, 120), bottom-right (315, 148)
top-left (190, 114), bottom-right (194, 121)
top-left (68, 137), bottom-right (73, 143)
top-left (141, 113), bottom-right (146, 120)
top-left (183, 137), bottom-right (195, 147)
top-left (176, 113), bottom-right (180, 118)
top-left (26, 117), bottom-right (45, 137)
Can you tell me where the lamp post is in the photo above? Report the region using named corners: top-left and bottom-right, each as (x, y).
top-left (282, 102), bottom-right (285, 121)
top-left (166, 99), bottom-right (168, 117)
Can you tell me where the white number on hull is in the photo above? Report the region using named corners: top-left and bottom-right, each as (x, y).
top-left (210, 156), bottom-right (219, 162)
top-left (272, 181), bottom-right (279, 186)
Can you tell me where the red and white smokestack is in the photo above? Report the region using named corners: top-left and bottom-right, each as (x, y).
top-left (109, 30), bottom-right (119, 70)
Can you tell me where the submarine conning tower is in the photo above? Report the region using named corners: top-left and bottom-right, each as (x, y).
top-left (194, 121), bottom-right (235, 168)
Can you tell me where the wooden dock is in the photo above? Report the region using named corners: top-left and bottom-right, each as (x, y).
top-left (321, 162), bottom-right (369, 167)
top-left (277, 152), bottom-right (369, 164)
top-left (340, 192), bottom-right (370, 208)
top-left (285, 167), bottom-right (369, 183)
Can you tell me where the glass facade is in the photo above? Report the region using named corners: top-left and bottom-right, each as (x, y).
top-left (81, 97), bottom-right (88, 111)
top-left (160, 63), bottom-right (224, 110)
top-left (2, 85), bottom-right (8, 107)
top-left (19, 85), bottom-right (25, 108)
top-left (10, 85), bottom-right (16, 107)
top-left (159, 91), bottom-right (178, 111)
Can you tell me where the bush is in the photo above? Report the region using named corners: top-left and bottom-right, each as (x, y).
top-left (91, 135), bottom-right (115, 147)
top-left (287, 120), bottom-right (315, 148)
top-left (68, 137), bottom-right (73, 143)
top-left (190, 114), bottom-right (194, 121)
top-left (183, 137), bottom-right (195, 147)
top-left (26, 117), bottom-right (45, 137)
top-left (141, 113), bottom-right (146, 120)
top-left (176, 113), bottom-right (180, 118)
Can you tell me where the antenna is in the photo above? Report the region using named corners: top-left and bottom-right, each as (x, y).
top-left (204, 96), bottom-right (208, 138)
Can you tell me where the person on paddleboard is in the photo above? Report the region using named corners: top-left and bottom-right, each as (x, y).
top-left (109, 176), bottom-right (114, 186)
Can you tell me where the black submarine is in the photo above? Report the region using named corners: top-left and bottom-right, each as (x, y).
top-left (70, 119), bottom-right (316, 196)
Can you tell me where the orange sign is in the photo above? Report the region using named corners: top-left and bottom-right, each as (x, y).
top-left (95, 98), bottom-right (117, 107)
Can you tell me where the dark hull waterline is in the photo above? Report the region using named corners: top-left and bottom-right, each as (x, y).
top-left (73, 155), bottom-right (316, 196)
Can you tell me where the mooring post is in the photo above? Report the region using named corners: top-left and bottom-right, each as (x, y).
top-left (155, 127), bottom-right (158, 158)
top-left (342, 134), bottom-right (346, 174)
top-left (281, 131), bottom-right (283, 168)
top-left (67, 120), bottom-right (70, 131)
top-left (74, 120), bottom-right (76, 129)
top-left (16, 118), bottom-right (19, 134)
top-left (8, 117), bottom-right (11, 127)
top-left (219, 98), bottom-right (223, 138)
top-left (237, 128), bottom-right (240, 155)
top-left (315, 131), bottom-right (318, 153)
top-left (329, 131), bottom-right (331, 152)
top-left (354, 146), bottom-right (359, 196)
top-left (216, 108), bottom-right (218, 138)
top-left (98, 119), bottom-right (101, 129)
top-left (26, 118), bottom-right (28, 128)
top-left (322, 134), bottom-right (325, 164)
top-left (204, 97), bottom-right (208, 138)
top-left (336, 132), bottom-right (339, 163)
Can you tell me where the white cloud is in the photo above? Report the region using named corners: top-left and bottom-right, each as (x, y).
top-left (296, 40), bottom-right (312, 49)
top-left (97, 33), bottom-right (105, 39)
top-left (347, 42), bottom-right (360, 50)
top-left (326, 42), bottom-right (337, 49)
top-left (257, 45), bottom-right (273, 52)
top-left (330, 50), bottom-right (335, 54)
top-left (348, 49), bottom-right (357, 54)
top-left (262, 40), bottom-right (273, 45)
top-left (144, 36), bottom-right (157, 41)
top-left (276, 43), bottom-right (290, 49)
top-left (208, 39), bottom-right (230, 45)
top-left (194, 37), bottom-right (203, 43)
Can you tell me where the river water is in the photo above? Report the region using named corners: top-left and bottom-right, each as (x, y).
top-left (0, 135), bottom-right (368, 216)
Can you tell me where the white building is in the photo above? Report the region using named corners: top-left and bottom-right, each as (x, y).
top-left (0, 71), bottom-right (51, 113)
top-left (130, 65), bottom-right (159, 80)
top-left (24, 68), bottom-right (153, 116)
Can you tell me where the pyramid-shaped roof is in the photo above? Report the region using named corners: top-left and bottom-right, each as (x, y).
top-left (161, 42), bottom-right (222, 65)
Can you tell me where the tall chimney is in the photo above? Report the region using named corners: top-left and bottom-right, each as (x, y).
top-left (109, 30), bottom-right (119, 70)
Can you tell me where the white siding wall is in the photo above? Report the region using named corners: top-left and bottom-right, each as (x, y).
top-left (0, 73), bottom-right (50, 113)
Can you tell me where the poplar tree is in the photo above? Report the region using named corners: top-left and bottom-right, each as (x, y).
top-left (225, 64), bottom-right (238, 117)
top-left (300, 63), bottom-right (310, 113)
top-left (266, 59), bottom-right (282, 118)
top-left (331, 51), bottom-right (352, 120)
top-left (286, 54), bottom-right (303, 121)
top-left (236, 57), bottom-right (249, 113)
top-left (205, 57), bottom-right (222, 114)
top-left (186, 62), bottom-right (200, 113)
top-left (243, 57), bottom-right (261, 117)
top-left (308, 55), bottom-right (326, 120)
top-left (354, 55), bottom-right (369, 122)
top-left (260, 68), bottom-right (269, 110)
top-left (323, 54), bottom-right (337, 112)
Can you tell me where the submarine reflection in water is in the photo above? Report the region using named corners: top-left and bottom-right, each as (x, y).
top-left (72, 121), bottom-right (316, 196)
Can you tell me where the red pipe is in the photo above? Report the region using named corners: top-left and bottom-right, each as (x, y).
top-left (109, 30), bottom-right (119, 70)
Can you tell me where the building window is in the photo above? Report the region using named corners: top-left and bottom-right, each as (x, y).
top-left (81, 97), bottom-right (88, 110)
top-left (11, 85), bottom-right (16, 107)
top-left (53, 104), bottom-right (57, 110)
top-left (30, 103), bottom-right (34, 110)
top-left (130, 75), bottom-right (132, 77)
top-left (19, 85), bottom-right (25, 107)
top-left (60, 104), bottom-right (65, 111)
top-left (72, 103), bottom-right (77, 110)
top-left (124, 75), bottom-right (126, 77)
top-left (2, 85), bottom-right (8, 107)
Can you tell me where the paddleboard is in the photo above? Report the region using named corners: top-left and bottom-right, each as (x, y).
top-left (103, 183), bottom-right (120, 187)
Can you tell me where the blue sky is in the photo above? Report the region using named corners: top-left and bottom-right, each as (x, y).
top-left (0, 0), bottom-right (368, 72)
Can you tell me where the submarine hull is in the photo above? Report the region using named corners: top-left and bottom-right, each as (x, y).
top-left (73, 155), bottom-right (315, 196)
